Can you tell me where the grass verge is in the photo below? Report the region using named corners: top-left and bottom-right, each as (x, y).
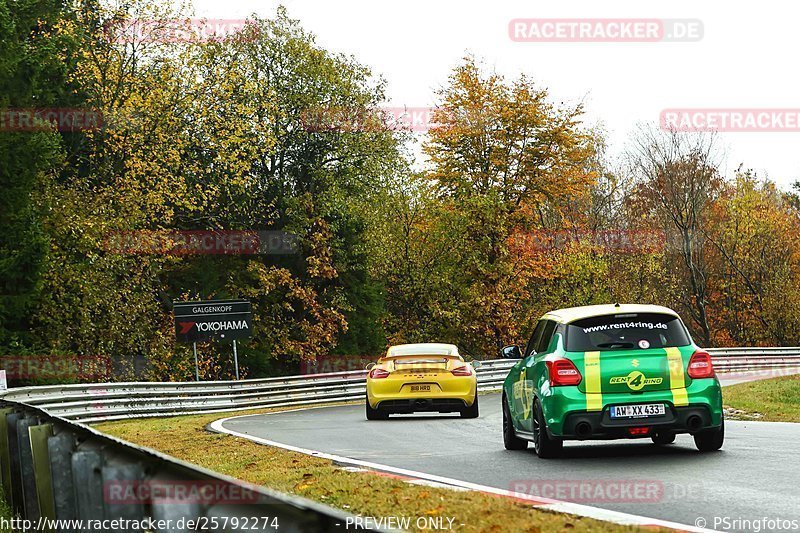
top-left (724, 373), bottom-right (800, 422)
top-left (97, 405), bottom-right (646, 532)
top-left (0, 488), bottom-right (14, 533)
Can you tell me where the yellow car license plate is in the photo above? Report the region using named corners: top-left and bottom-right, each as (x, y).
top-left (410, 384), bottom-right (431, 393)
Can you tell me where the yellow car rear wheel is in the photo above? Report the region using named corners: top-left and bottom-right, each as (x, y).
top-left (460, 391), bottom-right (479, 418)
top-left (365, 393), bottom-right (388, 420)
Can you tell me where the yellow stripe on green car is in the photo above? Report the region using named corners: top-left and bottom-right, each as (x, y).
top-left (584, 351), bottom-right (602, 411)
top-left (666, 347), bottom-right (689, 406)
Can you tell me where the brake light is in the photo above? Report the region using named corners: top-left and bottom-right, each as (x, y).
top-left (687, 350), bottom-right (715, 379)
top-left (546, 359), bottom-right (582, 386)
top-left (368, 367), bottom-right (390, 379)
top-left (451, 365), bottom-right (473, 376)
top-left (628, 427), bottom-right (650, 436)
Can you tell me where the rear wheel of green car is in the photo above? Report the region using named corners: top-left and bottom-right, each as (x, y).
top-left (502, 396), bottom-right (527, 450)
top-left (694, 418), bottom-right (724, 452)
top-left (533, 398), bottom-right (563, 458)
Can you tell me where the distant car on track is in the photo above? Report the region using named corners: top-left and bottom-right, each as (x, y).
top-left (365, 343), bottom-right (480, 420)
top-left (501, 304), bottom-right (724, 458)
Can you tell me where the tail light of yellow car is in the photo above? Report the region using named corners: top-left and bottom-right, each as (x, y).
top-left (451, 365), bottom-right (473, 376)
top-left (369, 367), bottom-right (390, 379)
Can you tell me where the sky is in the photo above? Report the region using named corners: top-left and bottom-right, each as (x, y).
top-left (190, 0), bottom-right (800, 189)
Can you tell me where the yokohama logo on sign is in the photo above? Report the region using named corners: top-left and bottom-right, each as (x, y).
top-left (196, 320), bottom-right (248, 332)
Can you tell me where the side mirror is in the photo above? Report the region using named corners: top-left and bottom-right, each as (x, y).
top-left (472, 360), bottom-right (482, 369)
top-left (501, 346), bottom-right (522, 359)
top-left (365, 362), bottom-right (376, 370)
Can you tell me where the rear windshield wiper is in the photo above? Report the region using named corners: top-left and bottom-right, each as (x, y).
top-left (596, 342), bottom-right (634, 349)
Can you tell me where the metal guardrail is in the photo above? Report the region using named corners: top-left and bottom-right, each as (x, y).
top-left (0, 363), bottom-right (514, 423)
top-left (0, 401), bottom-right (387, 532)
top-left (3, 348), bottom-right (799, 424)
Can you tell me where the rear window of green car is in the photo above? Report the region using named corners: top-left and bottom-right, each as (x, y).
top-left (564, 313), bottom-right (691, 352)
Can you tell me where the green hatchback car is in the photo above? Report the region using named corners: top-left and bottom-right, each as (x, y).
top-left (501, 304), bottom-right (724, 458)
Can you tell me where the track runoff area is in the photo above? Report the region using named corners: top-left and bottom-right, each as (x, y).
top-left (211, 369), bottom-right (800, 532)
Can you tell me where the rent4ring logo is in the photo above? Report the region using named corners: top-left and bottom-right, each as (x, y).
top-left (610, 371), bottom-right (663, 390)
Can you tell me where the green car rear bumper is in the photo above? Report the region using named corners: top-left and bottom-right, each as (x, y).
top-left (541, 377), bottom-right (723, 439)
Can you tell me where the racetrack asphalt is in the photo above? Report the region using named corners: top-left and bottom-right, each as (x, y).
top-left (220, 371), bottom-right (800, 531)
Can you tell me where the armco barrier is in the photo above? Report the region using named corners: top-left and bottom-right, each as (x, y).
top-left (0, 401), bottom-right (389, 532)
top-left (2, 348), bottom-right (799, 424)
top-left (0, 362), bottom-right (512, 424)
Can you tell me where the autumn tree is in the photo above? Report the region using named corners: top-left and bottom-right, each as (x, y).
top-left (706, 170), bottom-right (800, 345)
top-left (420, 57), bottom-right (600, 355)
top-left (31, 0), bottom-right (203, 377)
top-left (365, 173), bottom-right (471, 349)
top-left (27, 3), bottom-right (405, 380)
top-left (627, 126), bottom-right (723, 346)
top-left (0, 0), bottom-right (85, 348)
top-left (188, 12), bottom-right (403, 370)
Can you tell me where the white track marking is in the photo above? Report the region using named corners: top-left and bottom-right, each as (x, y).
top-left (209, 409), bottom-right (717, 532)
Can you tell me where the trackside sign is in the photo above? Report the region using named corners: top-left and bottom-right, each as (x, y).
top-left (173, 300), bottom-right (252, 343)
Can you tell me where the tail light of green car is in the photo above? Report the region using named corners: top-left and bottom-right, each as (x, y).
top-left (687, 349), bottom-right (715, 379)
top-left (546, 359), bottom-right (583, 386)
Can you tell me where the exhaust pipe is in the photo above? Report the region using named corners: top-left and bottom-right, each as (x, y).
top-left (575, 421), bottom-right (592, 439)
top-left (686, 415), bottom-right (703, 432)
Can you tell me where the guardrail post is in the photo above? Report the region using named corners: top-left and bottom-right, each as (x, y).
top-left (0, 408), bottom-right (15, 508)
top-left (29, 423), bottom-right (56, 530)
top-left (149, 473), bottom-right (202, 533)
top-left (102, 463), bottom-right (145, 528)
top-left (151, 499), bottom-right (202, 533)
top-left (6, 411), bottom-right (24, 514)
top-left (47, 432), bottom-right (77, 530)
top-left (0, 400), bottom-right (387, 533)
top-left (6, 412), bottom-right (25, 516)
top-left (72, 450), bottom-right (105, 521)
top-left (17, 415), bottom-right (41, 520)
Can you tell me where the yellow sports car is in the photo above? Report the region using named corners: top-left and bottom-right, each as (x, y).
top-left (365, 343), bottom-right (480, 420)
